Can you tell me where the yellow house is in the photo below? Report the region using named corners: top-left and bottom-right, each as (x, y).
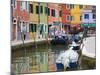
top-left (29, 2), bottom-right (49, 40)
top-left (29, 2), bottom-right (39, 40)
top-left (70, 4), bottom-right (83, 26)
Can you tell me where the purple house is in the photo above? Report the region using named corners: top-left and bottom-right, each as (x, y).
top-left (81, 6), bottom-right (96, 27)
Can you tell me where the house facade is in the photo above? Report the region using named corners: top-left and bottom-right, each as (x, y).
top-left (70, 4), bottom-right (83, 28)
top-left (81, 5), bottom-right (96, 27)
top-left (48, 3), bottom-right (62, 37)
top-left (12, 0), bottom-right (30, 41)
top-left (29, 2), bottom-right (39, 40)
top-left (61, 4), bottom-right (70, 33)
top-left (39, 3), bottom-right (48, 39)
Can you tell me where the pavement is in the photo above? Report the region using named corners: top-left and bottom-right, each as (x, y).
top-left (11, 38), bottom-right (52, 46)
top-left (82, 36), bottom-right (96, 58)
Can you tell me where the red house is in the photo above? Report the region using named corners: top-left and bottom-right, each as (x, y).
top-left (12, 0), bottom-right (29, 41)
top-left (48, 3), bottom-right (62, 37)
top-left (48, 3), bottom-right (59, 24)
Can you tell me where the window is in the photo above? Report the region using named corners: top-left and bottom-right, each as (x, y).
top-left (80, 15), bottom-right (82, 21)
top-left (84, 14), bottom-right (89, 19)
top-left (40, 25), bottom-right (44, 34)
top-left (26, 2), bottom-right (29, 11)
top-left (23, 22), bottom-right (26, 32)
top-left (20, 22), bottom-right (26, 32)
top-left (25, 2), bottom-right (28, 10)
top-left (67, 15), bottom-right (70, 20)
top-left (48, 8), bottom-right (50, 16)
top-left (29, 4), bottom-right (33, 13)
top-left (92, 6), bottom-right (96, 9)
top-left (36, 6), bottom-right (39, 14)
top-left (51, 9), bottom-right (55, 17)
top-left (33, 24), bottom-right (36, 32)
top-left (70, 4), bottom-right (74, 9)
top-left (59, 10), bottom-right (62, 17)
top-left (13, 0), bottom-right (16, 8)
top-left (11, 0), bottom-right (13, 4)
top-left (20, 22), bottom-right (23, 32)
top-left (29, 24), bottom-right (36, 32)
top-left (70, 16), bottom-right (74, 21)
top-left (93, 14), bottom-right (96, 19)
top-left (45, 25), bottom-right (47, 32)
top-left (40, 6), bottom-right (43, 14)
top-left (79, 5), bottom-right (83, 9)
top-left (45, 7), bottom-right (48, 14)
top-left (66, 4), bottom-right (70, 9)
top-left (21, 2), bottom-right (26, 10)
top-left (29, 24), bottom-right (31, 32)
top-left (26, 23), bottom-right (29, 32)
top-left (92, 9), bottom-right (96, 13)
top-left (20, 1), bottom-right (23, 9)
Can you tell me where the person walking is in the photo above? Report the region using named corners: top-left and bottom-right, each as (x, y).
top-left (23, 24), bottom-right (27, 40)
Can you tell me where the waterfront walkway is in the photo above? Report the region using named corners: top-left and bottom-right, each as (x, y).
top-left (11, 38), bottom-right (52, 46)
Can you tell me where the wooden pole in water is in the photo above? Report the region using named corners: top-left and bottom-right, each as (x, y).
top-left (46, 3), bottom-right (51, 48)
top-left (78, 28), bottom-right (86, 69)
top-left (17, 16), bottom-right (28, 73)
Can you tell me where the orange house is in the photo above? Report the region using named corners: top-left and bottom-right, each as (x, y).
top-left (61, 4), bottom-right (71, 32)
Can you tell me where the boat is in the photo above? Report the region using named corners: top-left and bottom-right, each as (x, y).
top-left (51, 30), bottom-right (69, 45)
top-left (56, 46), bottom-right (79, 71)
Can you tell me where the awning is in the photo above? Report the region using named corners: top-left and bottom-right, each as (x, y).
top-left (81, 23), bottom-right (96, 27)
top-left (71, 24), bottom-right (80, 27)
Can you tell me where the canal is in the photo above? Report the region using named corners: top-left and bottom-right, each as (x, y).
top-left (11, 42), bottom-right (96, 74)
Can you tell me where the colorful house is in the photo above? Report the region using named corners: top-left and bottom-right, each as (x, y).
top-left (11, 0), bottom-right (18, 41)
top-left (61, 4), bottom-right (70, 33)
top-left (39, 3), bottom-right (48, 39)
top-left (12, 0), bottom-right (30, 41)
top-left (58, 4), bottom-right (62, 28)
top-left (48, 3), bottom-right (59, 24)
top-left (81, 5), bottom-right (96, 27)
top-left (57, 4), bottom-right (63, 31)
top-left (70, 4), bottom-right (83, 28)
top-left (48, 3), bottom-right (62, 37)
top-left (29, 2), bottom-right (39, 40)
top-left (29, 2), bottom-right (48, 40)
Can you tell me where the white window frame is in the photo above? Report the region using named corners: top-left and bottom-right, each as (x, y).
top-left (20, 1), bottom-right (23, 10)
top-left (26, 22), bottom-right (29, 32)
top-left (25, 1), bottom-right (29, 11)
top-left (12, 0), bottom-right (17, 9)
top-left (70, 16), bottom-right (74, 21)
top-left (66, 15), bottom-right (70, 21)
top-left (66, 4), bottom-right (70, 9)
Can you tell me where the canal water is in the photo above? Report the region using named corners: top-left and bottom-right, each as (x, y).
top-left (11, 43), bottom-right (96, 74)
top-left (11, 44), bottom-right (68, 74)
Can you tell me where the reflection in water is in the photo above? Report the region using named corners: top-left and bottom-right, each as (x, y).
top-left (12, 44), bottom-right (95, 74)
top-left (12, 45), bottom-right (68, 73)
